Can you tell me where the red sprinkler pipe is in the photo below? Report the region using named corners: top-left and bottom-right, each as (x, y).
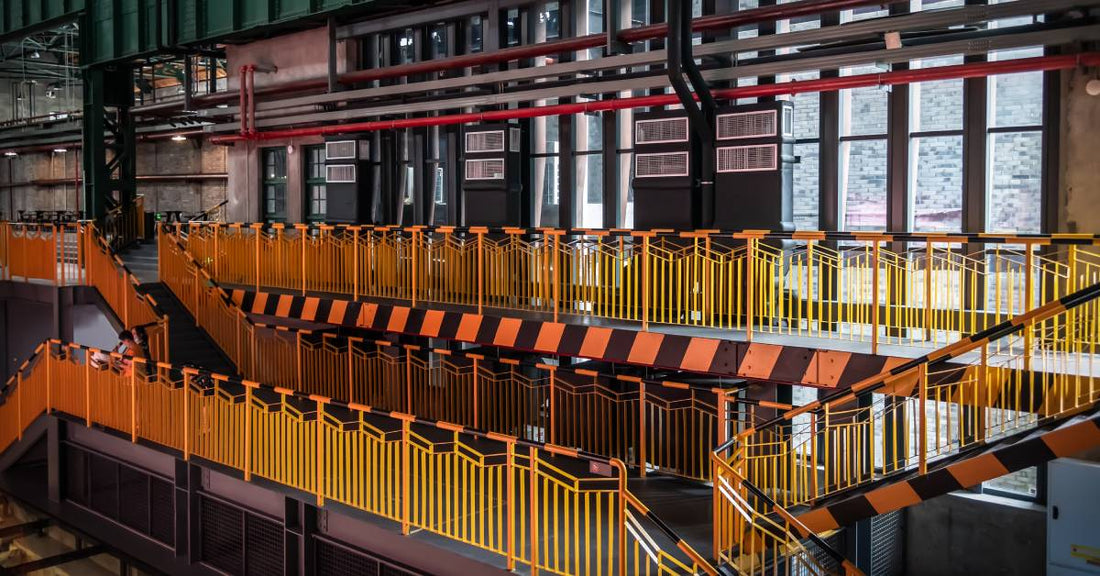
top-left (142, 0), bottom-right (910, 112)
top-left (211, 52), bottom-right (1100, 144)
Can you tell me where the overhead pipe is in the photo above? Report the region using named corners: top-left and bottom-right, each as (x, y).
top-left (667, 0), bottom-right (718, 228)
top-left (0, 129), bottom-right (208, 156)
top-left (211, 52), bottom-right (1100, 144)
top-left (135, 0), bottom-right (909, 115)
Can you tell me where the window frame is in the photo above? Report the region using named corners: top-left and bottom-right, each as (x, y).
top-left (303, 144), bottom-right (327, 223)
top-left (260, 147), bottom-right (288, 224)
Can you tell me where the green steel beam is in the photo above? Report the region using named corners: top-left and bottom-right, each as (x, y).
top-left (0, 0), bottom-right (85, 42)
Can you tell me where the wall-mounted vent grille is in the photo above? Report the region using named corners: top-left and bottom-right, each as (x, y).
top-left (717, 145), bottom-right (777, 172)
top-left (326, 140), bottom-right (357, 160)
top-left (326, 165), bottom-right (357, 183)
top-left (635, 152), bottom-right (689, 178)
top-left (200, 497), bottom-right (244, 575)
top-left (465, 130), bottom-right (505, 153)
top-left (717, 110), bottom-right (777, 140)
top-left (64, 444), bottom-right (175, 547)
top-left (465, 158), bottom-right (505, 180)
top-left (635, 117), bottom-right (689, 144)
top-left (199, 495), bottom-right (284, 576)
top-left (510, 127), bottom-right (522, 153)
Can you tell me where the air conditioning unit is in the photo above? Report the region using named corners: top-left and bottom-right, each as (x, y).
top-left (324, 138), bottom-right (375, 224)
top-left (713, 101), bottom-right (796, 231)
top-left (461, 124), bottom-right (523, 227)
top-left (631, 111), bottom-right (695, 230)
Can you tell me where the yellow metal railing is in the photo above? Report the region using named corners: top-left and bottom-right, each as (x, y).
top-left (173, 223), bottom-right (1100, 351)
top-left (0, 222), bottom-right (168, 363)
top-left (712, 280), bottom-right (1100, 571)
top-left (0, 340), bottom-right (717, 576)
top-left (160, 229), bottom-right (753, 481)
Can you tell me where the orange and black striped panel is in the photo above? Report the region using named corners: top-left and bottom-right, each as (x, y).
top-left (229, 288), bottom-right (910, 390)
top-left (797, 409), bottom-right (1100, 532)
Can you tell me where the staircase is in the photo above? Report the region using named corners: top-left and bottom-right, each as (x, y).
top-left (117, 239), bottom-right (159, 285)
top-left (711, 282), bottom-right (1100, 575)
top-left (117, 237), bottom-right (236, 376)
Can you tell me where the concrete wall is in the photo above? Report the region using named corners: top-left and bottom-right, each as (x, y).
top-left (224, 27), bottom-right (355, 223)
top-left (1056, 68), bottom-right (1100, 234)
top-left (905, 492), bottom-right (1046, 576)
top-left (0, 139), bottom-right (227, 220)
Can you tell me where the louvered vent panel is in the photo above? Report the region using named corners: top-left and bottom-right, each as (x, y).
top-left (326, 140), bottom-right (357, 160)
top-left (871, 510), bottom-right (905, 576)
top-left (465, 158), bottom-right (505, 180)
top-left (200, 497), bottom-right (244, 576)
top-left (717, 145), bottom-right (777, 172)
top-left (510, 127), bottom-right (522, 152)
top-left (326, 165), bottom-right (357, 183)
top-left (150, 478), bottom-right (175, 546)
top-left (717, 110), bottom-right (777, 140)
top-left (245, 514), bottom-right (284, 576)
top-left (465, 130), bottom-right (505, 153)
top-left (635, 152), bottom-right (689, 178)
top-left (635, 118), bottom-right (688, 144)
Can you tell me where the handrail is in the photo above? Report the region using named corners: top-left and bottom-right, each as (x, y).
top-left (172, 222), bottom-right (1100, 353)
top-left (188, 199), bottom-right (228, 222)
top-left (0, 222), bottom-right (169, 362)
top-left (0, 337), bottom-right (718, 576)
top-left (160, 226), bottom-right (760, 481)
top-left (711, 279), bottom-right (1100, 572)
top-left (727, 280), bottom-right (1100, 448)
top-left (178, 220), bottom-right (1100, 245)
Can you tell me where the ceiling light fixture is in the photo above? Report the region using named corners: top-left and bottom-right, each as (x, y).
top-left (4, 151), bottom-right (17, 157)
top-left (171, 134), bottom-right (187, 142)
top-left (53, 148), bottom-right (68, 154)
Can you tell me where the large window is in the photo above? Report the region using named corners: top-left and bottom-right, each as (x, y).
top-left (838, 65), bottom-right (889, 231)
top-left (909, 56), bottom-right (964, 232)
top-left (261, 147), bottom-right (287, 223)
top-left (986, 48), bottom-right (1044, 233)
top-left (304, 145), bottom-right (326, 222)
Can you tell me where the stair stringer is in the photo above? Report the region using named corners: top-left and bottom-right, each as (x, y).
top-left (796, 407), bottom-right (1100, 531)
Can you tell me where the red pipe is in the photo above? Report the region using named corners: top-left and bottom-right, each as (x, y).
top-left (248, 65), bottom-right (257, 135)
top-left (139, 0), bottom-right (910, 113)
top-left (211, 53), bottom-right (1100, 144)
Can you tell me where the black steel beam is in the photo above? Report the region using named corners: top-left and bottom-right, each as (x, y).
top-left (1, 545), bottom-right (106, 575)
top-left (0, 519), bottom-right (50, 540)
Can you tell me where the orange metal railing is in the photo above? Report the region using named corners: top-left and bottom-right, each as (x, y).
top-left (173, 223), bottom-right (1100, 352)
top-left (712, 281), bottom-right (1100, 573)
top-left (0, 339), bottom-right (717, 576)
top-left (0, 222), bottom-right (168, 363)
top-left (162, 228), bottom-right (751, 481)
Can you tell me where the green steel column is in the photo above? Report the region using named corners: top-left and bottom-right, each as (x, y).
top-left (81, 64), bottom-right (135, 220)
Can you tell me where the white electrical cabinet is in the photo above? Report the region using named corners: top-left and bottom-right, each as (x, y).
top-left (1048, 459), bottom-right (1100, 575)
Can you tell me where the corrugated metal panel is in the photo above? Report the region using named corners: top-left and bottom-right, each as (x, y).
top-left (0, 0), bottom-right (85, 40)
top-left (79, 0), bottom-right (385, 66)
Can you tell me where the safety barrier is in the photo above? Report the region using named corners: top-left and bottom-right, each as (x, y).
top-left (711, 281), bottom-right (1100, 571)
top-left (174, 223), bottom-right (1100, 352)
top-left (0, 339), bottom-right (717, 576)
top-left (0, 222), bottom-right (169, 363)
top-left (161, 227), bottom-right (756, 481)
top-left (102, 196), bottom-right (146, 251)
